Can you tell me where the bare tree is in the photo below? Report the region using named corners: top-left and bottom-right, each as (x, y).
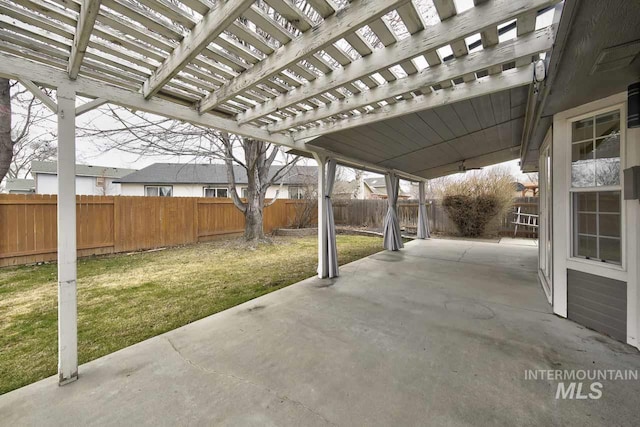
top-left (80, 107), bottom-right (299, 241)
top-left (0, 79), bottom-right (10, 183)
top-left (0, 79), bottom-right (57, 185)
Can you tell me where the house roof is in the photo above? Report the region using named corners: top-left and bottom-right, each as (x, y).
top-left (6, 178), bottom-right (35, 192)
top-left (364, 177), bottom-right (386, 188)
top-left (114, 163), bottom-right (316, 185)
top-left (31, 161), bottom-right (136, 179)
top-left (363, 177), bottom-right (409, 196)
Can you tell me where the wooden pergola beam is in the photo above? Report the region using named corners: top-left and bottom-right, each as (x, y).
top-left (237, 0), bottom-right (556, 125)
top-left (0, 51), bottom-right (299, 149)
top-left (294, 65), bottom-right (534, 141)
top-left (268, 26), bottom-right (554, 133)
top-left (18, 78), bottom-right (57, 112)
top-left (75, 97), bottom-right (107, 116)
top-left (198, 0), bottom-right (411, 113)
top-left (68, 0), bottom-right (102, 80)
top-left (142, 0), bottom-right (254, 99)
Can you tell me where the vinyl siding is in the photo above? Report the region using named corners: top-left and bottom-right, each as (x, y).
top-left (567, 269), bottom-right (627, 342)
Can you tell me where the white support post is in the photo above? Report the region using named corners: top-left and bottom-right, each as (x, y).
top-left (313, 152), bottom-right (328, 278)
top-left (57, 85), bottom-right (78, 385)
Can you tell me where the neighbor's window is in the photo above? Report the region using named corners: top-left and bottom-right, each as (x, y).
top-left (289, 186), bottom-right (304, 199)
top-left (570, 109), bottom-right (622, 264)
top-left (241, 187), bottom-right (248, 198)
top-left (204, 187), bottom-right (228, 198)
top-left (145, 185), bottom-right (172, 197)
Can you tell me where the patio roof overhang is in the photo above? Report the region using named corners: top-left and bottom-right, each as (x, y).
top-left (0, 0), bottom-right (564, 180)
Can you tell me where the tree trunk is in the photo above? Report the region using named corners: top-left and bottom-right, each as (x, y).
top-left (244, 198), bottom-right (265, 241)
top-left (0, 78), bottom-right (12, 184)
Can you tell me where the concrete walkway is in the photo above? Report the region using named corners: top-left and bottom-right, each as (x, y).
top-left (2, 239), bottom-right (639, 426)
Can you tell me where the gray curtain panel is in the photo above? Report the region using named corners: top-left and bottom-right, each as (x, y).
top-left (325, 158), bottom-right (339, 277)
top-left (417, 181), bottom-right (430, 239)
top-left (383, 173), bottom-right (404, 251)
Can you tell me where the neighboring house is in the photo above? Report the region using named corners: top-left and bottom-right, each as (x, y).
top-left (512, 181), bottom-right (539, 197)
top-left (5, 178), bottom-right (35, 194)
top-left (114, 163), bottom-right (317, 199)
top-left (31, 161), bottom-right (136, 196)
top-left (363, 177), bottom-right (410, 200)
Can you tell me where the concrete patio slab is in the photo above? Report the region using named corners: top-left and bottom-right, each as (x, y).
top-left (1, 239), bottom-right (639, 426)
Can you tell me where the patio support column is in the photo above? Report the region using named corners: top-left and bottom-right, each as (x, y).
top-left (57, 84), bottom-right (78, 385)
top-left (314, 152), bottom-right (328, 278)
top-left (312, 154), bottom-right (339, 278)
top-left (383, 172), bottom-right (404, 251)
top-left (417, 181), bottom-right (430, 239)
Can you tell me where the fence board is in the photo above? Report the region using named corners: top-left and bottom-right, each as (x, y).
top-left (0, 195), bottom-right (309, 266)
top-left (333, 197), bottom-right (539, 237)
top-left (0, 195), bottom-right (537, 267)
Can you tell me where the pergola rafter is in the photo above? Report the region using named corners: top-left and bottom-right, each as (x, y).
top-left (197, 0), bottom-right (411, 114)
top-left (267, 26), bottom-right (555, 133)
top-left (291, 65), bottom-right (534, 141)
top-left (142, 0), bottom-right (254, 98)
top-left (235, 0), bottom-right (556, 126)
top-left (67, 0), bottom-right (101, 79)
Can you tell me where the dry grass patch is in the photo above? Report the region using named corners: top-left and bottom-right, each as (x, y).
top-left (0, 235), bottom-right (382, 395)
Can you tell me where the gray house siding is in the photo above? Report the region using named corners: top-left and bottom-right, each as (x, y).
top-left (567, 269), bottom-right (627, 342)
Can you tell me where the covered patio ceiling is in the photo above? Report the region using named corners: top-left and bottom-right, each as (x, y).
top-left (0, 0), bottom-right (563, 180)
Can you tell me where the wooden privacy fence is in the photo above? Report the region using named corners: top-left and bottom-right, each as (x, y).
top-left (333, 197), bottom-right (539, 237)
top-left (0, 194), bottom-right (301, 267)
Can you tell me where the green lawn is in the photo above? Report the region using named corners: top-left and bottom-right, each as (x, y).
top-left (0, 235), bottom-right (382, 395)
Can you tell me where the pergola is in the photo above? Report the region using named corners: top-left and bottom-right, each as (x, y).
top-left (0, 0), bottom-right (562, 385)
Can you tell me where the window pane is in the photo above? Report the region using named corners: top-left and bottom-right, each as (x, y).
top-left (571, 141), bottom-right (595, 187)
top-left (572, 117), bottom-right (593, 142)
top-left (595, 111), bottom-right (620, 138)
top-left (575, 192), bottom-right (597, 212)
top-left (204, 188), bottom-right (213, 197)
top-left (595, 134), bottom-right (620, 159)
top-left (146, 187), bottom-right (159, 197)
top-left (577, 213), bottom-right (597, 235)
top-left (218, 188), bottom-right (228, 198)
top-left (599, 237), bottom-right (621, 264)
top-left (599, 214), bottom-right (620, 238)
top-left (572, 140), bottom-right (595, 162)
top-left (595, 135), bottom-right (620, 186)
top-left (160, 187), bottom-right (172, 197)
top-left (577, 235), bottom-right (598, 259)
top-left (599, 191), bottom-right (620, 213)
top-left (241, 188), bottom-right (248, 198)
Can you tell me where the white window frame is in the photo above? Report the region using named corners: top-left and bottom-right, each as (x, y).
top-left (538, 129), bottom-right (553, 303)
top-left (567, 104), bottom-right (626, 271)
top-left (203, 187), bottom-right (229, 198)
top-left (145, 185), bottom-right (173, 197)
top-left (288, 186), bottom-right (304, 200)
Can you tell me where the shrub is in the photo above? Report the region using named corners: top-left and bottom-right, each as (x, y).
top-left (288, 185), bottom-right (317, 229)
top-left (439, 168), bottom-right (514, 237)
